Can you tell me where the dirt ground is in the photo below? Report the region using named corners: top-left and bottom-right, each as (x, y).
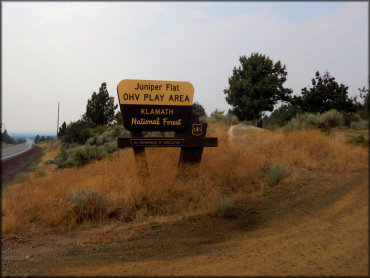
top-left (2, 167), bottom-right (368, 276)
top-left (1, 145), bottom-right (43, 186)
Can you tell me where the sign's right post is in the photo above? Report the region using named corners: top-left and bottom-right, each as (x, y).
top-left (175, 111), bottom-right (207, 179)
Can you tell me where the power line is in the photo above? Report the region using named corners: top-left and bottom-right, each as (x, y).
top-left (57, 101), bottom-right (60, 138)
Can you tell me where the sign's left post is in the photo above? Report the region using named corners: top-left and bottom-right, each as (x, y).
top-left (130, 131), bottom-right (149, 179)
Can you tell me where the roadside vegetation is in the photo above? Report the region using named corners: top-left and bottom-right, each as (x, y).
top-left (2, 54), bottom-right (368, 235)
top-left (54, 125), bottom-right (129, 168)
top-left (2, 123), bottom-right (368, 234)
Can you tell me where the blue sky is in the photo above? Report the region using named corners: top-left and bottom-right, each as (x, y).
top-left (2, 2), bottom-right (368, 134)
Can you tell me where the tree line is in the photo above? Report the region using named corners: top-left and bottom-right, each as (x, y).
top-left (223, 52), bottom-right (368, 127)
top-left (57, 82), bottom-right (122, 145)
top-left (1, 130), bottom-right (26, 145)
top-left (34, 135), bottom-right (54, 144)
top-left (56, 53), bottom-right (368, 147)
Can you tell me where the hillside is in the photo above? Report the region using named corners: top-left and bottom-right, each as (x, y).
top-left (1, 124), bottom-right (368, 276)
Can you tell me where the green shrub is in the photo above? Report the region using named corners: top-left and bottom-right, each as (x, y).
top-left (104, 141), bottom-right (118, 153)
top-left (216, 195), bottom-right (235, 217)
top-left (13, 172), bottom-right (27, 183)
top-left (69, 188), bottom-right (106, 223)
top-left (55, 125), bottom-right (128, 168)
top-left (54, 146), bottom-right (77, 168)
top-left (44, 159), bottom-right (55, 165)
top-left (350, 119), bottom-right (368, 130)
top-left (265, 104), bottom-right (298, 126)
top-left (266, 163), bottom-right (286, 186)
top-left (111, 125), bottom-right (126, 137)
top-left (72, 145), bottom-right (106, 166)
top-left (87, 126), bottom-right (124, 147)
top-left (208, 109), bottom-right (239, 125)
top-left (96, 146), bottom-right (108, 159)
top-left (284, 110), bottom-right (344, 131)
top-left (71, 146), bottom-right (90, 166)
top-left (284, 113), bottom-right (317, 131)
top-left (317, 109), bottom-right (344, 129)
top-left (63, 121), bottom-right (93, 145)
top-left (86, 136), bottom-right (96, 146)
top-left (347, 135), bottom-right (369, 147)
top-left (29, 163), bottom-right (37, 172)
top-left (94, 125), bottom-right (108, 135)
top-left (96, 134), bottom-right (105, 145)
top-left (37, 170), bottom-right (46, 177)
top-left (320, 129), bottom-right (334, 137)
top-left (63, 157), bottom-right (77, 168)
top-left (341, 112), bottom-right (361, 127)
top-left (358, 108), bottom-right (368, 120)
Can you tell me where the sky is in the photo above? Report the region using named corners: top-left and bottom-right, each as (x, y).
top-left (2, 1), bottom-right (368, 134)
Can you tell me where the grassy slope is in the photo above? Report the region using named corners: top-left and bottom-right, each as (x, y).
top-left (2, 124), bottom-right (368, 234)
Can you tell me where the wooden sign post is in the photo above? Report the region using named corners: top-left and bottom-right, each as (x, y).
top-left (117, 79), bottom-right (217, 179)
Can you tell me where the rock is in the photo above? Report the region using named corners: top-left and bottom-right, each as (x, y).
top-left (227, 124), bottom-right (275, 147)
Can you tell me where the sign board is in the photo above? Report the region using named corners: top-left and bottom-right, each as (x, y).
top-left (116, 78), bottom-right (217, 180)
top-left (117, 79), bottom-right (194, 132)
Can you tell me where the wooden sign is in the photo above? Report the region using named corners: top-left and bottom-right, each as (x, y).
top-left (117, 79), bottom-right (194, 132)
top-left (117, 79), bottom-right (217, 180)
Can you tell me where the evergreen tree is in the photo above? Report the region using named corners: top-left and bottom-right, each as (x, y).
top-left (357, 86), bottom-right (369, 119)
top-left (85, 82), bottom-right (118, 126)
top-left (34, 134), bottom-right (41, 144)
top-left (294, 71), bottom-right (357, 113)
top-left (266, 104), bottom-right (299, 126)
top-left (1, 130), bottom-right (15, 144)
top-left (192, 102), bottom-right (207, 117)
top-left (224, 53), bottom-right (292, 126)
top-left (58, 121), bottom-right (67, 138)
top-left (114, 111), bottom-right (123, 126)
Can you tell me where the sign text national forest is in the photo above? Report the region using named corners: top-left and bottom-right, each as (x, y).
top-left (117, 79), bottom-right (194, 132)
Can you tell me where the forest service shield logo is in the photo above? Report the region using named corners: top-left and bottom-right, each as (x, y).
top-left (192, 123), bottom-right (203, 136)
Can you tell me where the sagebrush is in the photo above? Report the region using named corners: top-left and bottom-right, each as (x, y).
top-left (54, 125), bottom-right (128, 168)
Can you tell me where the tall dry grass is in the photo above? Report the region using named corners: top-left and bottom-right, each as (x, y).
top-left (2, 124), bottom-right (368, 234)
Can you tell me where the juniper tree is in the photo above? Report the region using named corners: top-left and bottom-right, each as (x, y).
top-left (224, 53), bottom-right (292, 126)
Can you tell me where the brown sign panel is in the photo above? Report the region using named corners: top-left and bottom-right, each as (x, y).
top-left (120, 105), bottom-right (191, 132)
top-left (117, 79), bottom-right (195, 132)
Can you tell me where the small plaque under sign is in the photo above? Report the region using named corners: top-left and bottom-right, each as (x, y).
top-left (130, 138), bottom-right (185, 147)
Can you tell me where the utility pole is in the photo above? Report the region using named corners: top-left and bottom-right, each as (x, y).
top-left (57, 101), bottom-right (60, 138)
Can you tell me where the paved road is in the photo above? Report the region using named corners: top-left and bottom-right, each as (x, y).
top-left (1, 140), bottom-right (34, 161)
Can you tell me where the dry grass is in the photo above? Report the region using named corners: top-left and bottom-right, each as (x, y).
top-left (27, 140), bottom-right (60, 180)
top-left (2, 124), bottom-right (368, 234)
